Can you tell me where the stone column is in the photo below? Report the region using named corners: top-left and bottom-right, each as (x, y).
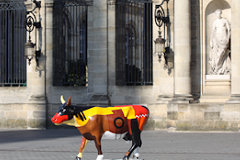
top-left (25, 0), bottom-right (46, 128)
top-left (107, 0), bottom-right (116, 101)
top-left (229, 0), bottom-right (240, 102)
top-left (43, 0), bottom-right (54, 126)
top-left (173, 0), bottom-right (192, 102)
top-left (43, 0), bottom-right (54, 91)
top-left (88, 0), bottom-right (110, 105)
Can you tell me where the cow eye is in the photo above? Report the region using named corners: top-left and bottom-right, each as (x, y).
top-left (58, 108), bottom-right (67, 115)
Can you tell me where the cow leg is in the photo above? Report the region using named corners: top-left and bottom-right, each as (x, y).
top-left (76, 137), bottom-right (88, 160)
top-left (123, 142), bottom-right (138, 160)
top-left (123, 119), bottom-right (142, 160)
top-left (94, 137), bottom-right (104, 160)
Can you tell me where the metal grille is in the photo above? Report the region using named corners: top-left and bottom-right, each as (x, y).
top-left (53, 0), bottom-right (89, 86)
top-left (0, 1), bottom-right (26, 87)
top-left (116, 0), bottom-right (153, 85)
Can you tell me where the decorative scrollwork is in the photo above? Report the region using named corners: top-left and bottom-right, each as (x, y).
top-left (155, 5), bottom-right (165, 28)
top-left (26, 15), bottom-right (35, 32)
top-left (25, 1), bottom-right (41, 35)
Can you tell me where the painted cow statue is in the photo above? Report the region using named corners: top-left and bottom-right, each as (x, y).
top-left (51, 96), bottom-right (149, 160)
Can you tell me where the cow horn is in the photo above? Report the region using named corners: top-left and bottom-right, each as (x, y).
top-left (60, 95), bottom-right (66, 104)
top-left (66, 96), bottom-right (71, 106)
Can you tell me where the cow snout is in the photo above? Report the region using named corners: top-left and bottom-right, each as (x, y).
top-left (51, 113), bottom-right (69, 124)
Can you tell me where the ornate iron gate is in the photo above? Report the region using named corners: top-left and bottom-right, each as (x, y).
top-left (116, 0), bottom-right (153, 85)
top-left (0, 0), bottom-right (26, 86)
top-left (53, 0), bottom-right (92, 86)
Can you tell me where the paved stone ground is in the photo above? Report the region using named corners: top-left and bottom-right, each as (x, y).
top-left (0, 129), bottom-right (240, 160)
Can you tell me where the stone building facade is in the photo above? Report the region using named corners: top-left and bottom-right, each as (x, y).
top-left (0, 0), bottom-right (240, 130)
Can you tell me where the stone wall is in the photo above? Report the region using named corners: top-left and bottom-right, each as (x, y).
top-left (0, 104), bottom-right (46, 128)
top-left (148, 103), bottom-right (240, 131)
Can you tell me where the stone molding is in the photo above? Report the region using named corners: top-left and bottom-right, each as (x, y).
top-left (228, 94), bottom-right (240, 103)
top-left (107, 0), bottom-right (116, 5)
top-left (44, 0), bottom-right (54, 8)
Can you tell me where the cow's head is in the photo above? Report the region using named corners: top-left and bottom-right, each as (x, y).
top-left (51, 96), bottom-right (75, 124)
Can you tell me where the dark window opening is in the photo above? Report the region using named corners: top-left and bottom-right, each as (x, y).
top-left (0, 1), bottom-right (26, 87)
top-left (116, 0), bottom-right (153, 86)
top-left (53, 0), bottom-right (89, 86)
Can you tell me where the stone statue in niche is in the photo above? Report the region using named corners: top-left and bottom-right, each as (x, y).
top-left (209, 9), bottom-right (231, 75)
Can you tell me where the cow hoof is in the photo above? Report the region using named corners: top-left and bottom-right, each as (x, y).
top-left (133, 154), bottom-right (139, 159)
top-left (76, 157), bottom-right (82, 160)
top-left (96, 155), bottom-right (104, 160)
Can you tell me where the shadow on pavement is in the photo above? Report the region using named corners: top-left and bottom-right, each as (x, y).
top-left (0, 128), bottom-right (81, 144)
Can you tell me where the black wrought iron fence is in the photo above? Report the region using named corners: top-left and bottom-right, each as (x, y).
top-left (116, 0), bottom-right (153, 86)
top-left (53, 0), bottom-right (91, 86)
top-left (0, 1), bottom-right (26, 86)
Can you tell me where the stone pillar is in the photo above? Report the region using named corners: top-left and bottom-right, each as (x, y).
top-left (25, 0), bottom-right (46, 128)
top-left (107, 0), bottom-right (116, 90)
top-left (43, 0), bottom-right (54, 125)
top-left (43, 0), bottom-right (53, 92)
top-left (88, 0), bottom-right (110, 105)
top-left (229, 0), bottom-right (240, 102)
top-left (173, 0), bottom-right (192, 102)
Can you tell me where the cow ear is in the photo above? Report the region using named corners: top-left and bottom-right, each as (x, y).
top-left (60, 95), bottom-right (66, 104)
top-left (66, 96), bottom-right (71, 106)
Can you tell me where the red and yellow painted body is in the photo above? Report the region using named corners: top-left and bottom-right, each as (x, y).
top-left (53, 105), bottom-right (149, 134)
